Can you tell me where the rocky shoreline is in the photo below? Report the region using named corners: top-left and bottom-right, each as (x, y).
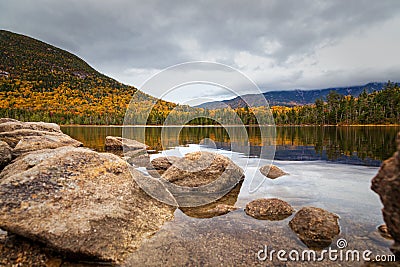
top-left (0, 119), bottom-right (398, 265)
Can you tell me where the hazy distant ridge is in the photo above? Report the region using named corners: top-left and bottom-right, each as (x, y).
top-left (196, 82), bottom-right (386, 109)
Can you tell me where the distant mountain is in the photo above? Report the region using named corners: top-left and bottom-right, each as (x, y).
top-left (0, 30), bottom-right (175, 124)
top-left (196, 82), bottom-right (387, 109)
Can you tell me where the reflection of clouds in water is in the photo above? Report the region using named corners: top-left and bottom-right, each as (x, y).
top-left (151, 145), bottom-right (379, 209)
top-left (149, 144), bottom-right (384, 233)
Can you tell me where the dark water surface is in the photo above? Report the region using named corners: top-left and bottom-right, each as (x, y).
top-left (61, 125), bottom-right (400, 166)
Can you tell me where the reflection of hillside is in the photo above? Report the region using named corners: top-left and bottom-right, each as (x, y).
top-left (62, 126), bottom-right (400, 166)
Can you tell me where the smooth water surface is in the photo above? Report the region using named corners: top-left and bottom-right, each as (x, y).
top-left (62, 125), bottom-right (400, 166)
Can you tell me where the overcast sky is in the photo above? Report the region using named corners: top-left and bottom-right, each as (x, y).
top-left (1, 0), bottom-right (400, 104)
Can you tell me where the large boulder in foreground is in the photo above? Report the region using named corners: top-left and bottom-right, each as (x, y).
top-left (245, 198), bottom-right (294, 220)
top-left (0, 146), bottom-right (175, 263)
top-left (289, 207), bottom-right (340, 249)
top-left (371, 132), bottom-right (400, 258)
top-left (0, 141), bottom-right (12, 169)
top-left (259, 164), bottom-right (288, 179)
top-left (0, 119), bottom-right (61, 133)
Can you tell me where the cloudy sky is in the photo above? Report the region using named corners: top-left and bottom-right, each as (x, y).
top-left (1, 0), bottom-right (400, 104)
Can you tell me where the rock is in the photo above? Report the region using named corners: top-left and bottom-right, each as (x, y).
top-left (12, 134), bottom-right (83, 156)
top-left (289, 207), bottom-right (340, 249)
top-left (371, 132), bottom-right (400, 258)
top-left (0, 129), bottom-right (77, 148)
top-left (245, 198), bottom-right (294, 220)
top-left (0, 141), bottom-right (12, 168)
top-left (0, 146), bottom-right (176, 263)
top-left (378, 224), bottom-right (393, 240)
top-left (149, 156), bottom-right (180, 175)
top-left (0, 147), bottom-right (71, 180)
top-left (162, 151), bottom-right (244, 187)
top-left (125, 149), bottom-right (151, 168)
top-left (105, 136), bottom-right (150, 167)
top-left (105, 136), bottom-right (147, 151)
top-left (0, 120), bottom-right (61, 133)
top-left (160, 151), bottom-right (245, 207)
top-left (259, 164), bottom-right (288, 179)
top-left (179, 181), bottom-right (242, 218)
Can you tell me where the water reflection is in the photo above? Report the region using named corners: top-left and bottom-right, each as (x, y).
top-left (61, 126), bottom-right (400, 166)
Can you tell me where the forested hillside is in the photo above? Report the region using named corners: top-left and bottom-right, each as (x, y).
top-left (0, 30), bottom-right (175, 124)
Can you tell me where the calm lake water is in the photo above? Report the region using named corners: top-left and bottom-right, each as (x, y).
top-left (60, 125), bottom-right (399, 265)
top-left (61, 125), bottom-right (400, 166)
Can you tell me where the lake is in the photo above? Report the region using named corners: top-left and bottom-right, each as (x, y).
top-left (62, 125), bottom-right (400, 166)
top-left (60, 125), bottom-right (399, 265)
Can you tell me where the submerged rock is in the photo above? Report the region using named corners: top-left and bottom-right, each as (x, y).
top-left (0, 141), bottom-right (12, 169)
top-left (259, 164), bottom-right (288, 179)
top-left (245, 198), bottom-right (294, 220)
top-left (371, 132), bottom-right (400, 258)
top-left (289, 207), bottom-right (340, 249)
top-left (0, 146), bottom-right (175, 263)
top-left (179, 181), bottom-right (242, 218)
top-left (0, 120), bottom-right (61, 133)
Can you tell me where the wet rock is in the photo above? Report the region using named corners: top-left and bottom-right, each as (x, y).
top-left (105, 136), bottom-right (147, 151)
top-left (162, 151), bottom-right (244, 187)
top-left (150, 156), bottom-right (180, 175)
top-left (259, 164), bottom-right (288, 179)
top-left (378, 224), bottom-right (393, 240)
top-left (245, 198), bottom-right (294, 220)
top-left (0, 141), bottom-right (12, 168)
top-left (12, 134), bottom-right (83, 157)
top-left (181, 204), bottom-right (238, 219)
top-left (289, 207), bottom-right (340, 249)
top-left (0, 146), bottom-right (176, 263)
top-left (180, 181), bottom-right (242, 218)
top-left (371, 132), bottom-right (400, 258)
top-left (0, 119), bottom-right (61, 133)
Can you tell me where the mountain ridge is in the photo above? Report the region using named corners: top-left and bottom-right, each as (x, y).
top-left (196, 82), bottom-right (388, 109)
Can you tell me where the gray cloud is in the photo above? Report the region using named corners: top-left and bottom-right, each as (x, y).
top-left (1, 0), bottom-right (400, 103)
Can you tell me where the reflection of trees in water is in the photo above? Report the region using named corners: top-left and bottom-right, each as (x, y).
top-left (274, 126), bottom-right (400, 162)
top-left (61, 126), bottom-right (400, 164)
